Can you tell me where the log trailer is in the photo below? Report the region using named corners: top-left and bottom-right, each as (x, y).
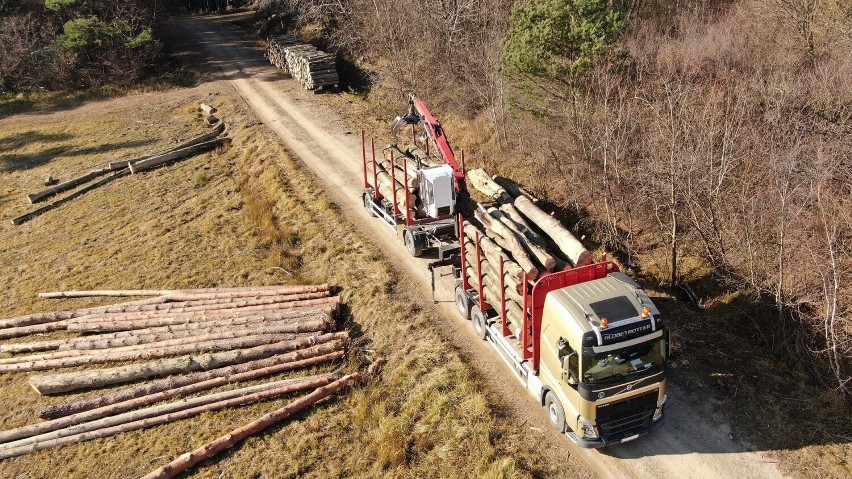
top-left (360, 93), bottom-right (466, 259)
top-left (362, 94), bottom-right (669, 447)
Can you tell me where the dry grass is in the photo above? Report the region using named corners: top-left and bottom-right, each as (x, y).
top-left (0, 85), bottom-right (557, 478)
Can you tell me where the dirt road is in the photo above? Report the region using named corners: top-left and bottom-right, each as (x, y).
top-left (173, 13), bottom-right (787, 479)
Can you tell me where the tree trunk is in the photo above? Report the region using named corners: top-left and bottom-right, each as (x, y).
top-left (40, 341), bottom-right (346, 419)
top-left (66, 291), bottom-right (330, 315)
top-left (38, 284), bottom-right (323, 299)
top-left (198, 103), bottom-right (217, 115)
top-left (462, 222), bottom-right (524, 282)
top-left (497, 203), bottom-right (548, 246)
top-left (0, 296), bottom-right (167, 329)
top-left (140, 373), bottom-right (361, 479)
top-left (57, 319), bottom-right (321, 351)
top-left (513, 195), bottom-right (592, 267)
top-left (466, 168), bottom-right (513, 203)
top-left (67, 304), bottom-right (336, 333)
top-left (28, 332), bottom-right (348, 395)
top-left (107, 122), bottom-right (226, 171)
top-left (475, 206), bottom-right (539, 278)
top-left (129, 138), bottom-right (229, 174)
top-left (26, 168), bottom-right (112, 204)
top-left (489, 208), bottom-right (556, 270)
top-left (492, 175), bottom-right (537, 202)
top-left (0, 320), bottom-right (330, 370)
top-left (0, 350), bottom-right (343, 445)
top-left (0, 373), bottom-right (341, 459)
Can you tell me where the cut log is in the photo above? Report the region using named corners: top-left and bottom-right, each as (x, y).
top-left (462, 222), bottom-right (524, 282)
top-left (0, 373), bottom-right (342, 458)
top-left (498, 203), bottom-right (547, 246)
top-left (62, 307), bottom-right (335, 338)
top-left (37, 283), bottom-right (318, 299)
top-left (1, 331), bottom-right (327, 374)
top-left (513, 195), bottom-right (592, 267)
top-left (488, 208), bottom-right (556, 270)
top-left (40, 341), bottom-right (346, 419)
top-left (475, 206), bottom-right (538, 278)
top-left (0, 321), bottom-right (330, 371)
top-left (129, 138), bottom-right (228, 174)
top-left (64, 290), bottom-right (330, 316)
top-left (492, 175), bottom-right (537, 202)
top-left (26, 168), bottom-right (112, 204)
top-left (68, 300), bottom-right (339, 332)
top-left (107, 122), bottom-right (226, 171)
top-left (139, 372), bottom-right (361, 479)
top-left (11, 169), bottom-right (130, 225)
top-left (58, 319), bottom-right (322, 351)
top-left (203, 114), bottom-right (220, 126)
top-left (198, 103), bottom-right (217, 115)
top-left (0, 296), bottom-right (167, 330)
top-left (466, 168), bottom-right (513, 203)
top-left (0, 350), bottom-right (344, 445)
top-left (28, 332), bottom-right (348, 395)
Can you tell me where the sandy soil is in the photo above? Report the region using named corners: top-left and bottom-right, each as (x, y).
top-left (171, 12), bottom-right (788, 479)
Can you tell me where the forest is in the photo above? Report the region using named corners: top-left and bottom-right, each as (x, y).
top-left (1, 0), bottom-right (848, 399)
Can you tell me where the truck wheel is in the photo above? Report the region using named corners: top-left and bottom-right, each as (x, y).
top-left (404, 229), bottom-right (425, 257)
top-left (470, 305), bottom-right (487, 340)
top-left (544, 391), bottom-right (566, 433)
top-left (455, 286), bottom-right (471, 320)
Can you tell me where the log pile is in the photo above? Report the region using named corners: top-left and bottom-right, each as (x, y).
top-left (463, 168), bottom-right (594, 331)
top-left (368, 142), bottom-right (449, 219)
top-left (0, 284), bottom-right (368, 465)
top-left (13, 105), bottom-right (229, 226)
top-left (266, 36), bottom-right (339, 91)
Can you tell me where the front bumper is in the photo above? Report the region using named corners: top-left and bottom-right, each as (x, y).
top-left (566, 415), bottom-right (666, 449)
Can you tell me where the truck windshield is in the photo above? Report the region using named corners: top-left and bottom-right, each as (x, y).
top-left (582, 338), bottom-right (667, 385)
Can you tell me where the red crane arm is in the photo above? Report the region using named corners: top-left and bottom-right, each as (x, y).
top-left (410, 97), bottom-right (467, 193)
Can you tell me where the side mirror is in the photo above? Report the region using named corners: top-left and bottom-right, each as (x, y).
top-left (562, 353), bottom-right (578, 386)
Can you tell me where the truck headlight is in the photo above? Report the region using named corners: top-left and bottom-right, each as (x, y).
top-left (653, 394), bottom-right (667, 421)
top-left (578, 418), bottom-right (599, 439)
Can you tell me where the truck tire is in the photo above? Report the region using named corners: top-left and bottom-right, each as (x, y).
top-left (470, 305), bottom-right (487, 340)
top-left (455, 286), bottom-right (471, 320)
top-left (544, 391), bottom-right (566, 433)
top-left (404, 229), bottom-right (425, 257)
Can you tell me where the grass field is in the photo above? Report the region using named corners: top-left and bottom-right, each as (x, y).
top-left (0, 85), bottom-right (574, 478)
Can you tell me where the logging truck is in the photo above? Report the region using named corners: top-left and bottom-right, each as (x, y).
top-left (362, 94), bottom-right (668, 447)
top-left (455, 217), bottom-right (669, 447)
top-left (360, 93), bottom-right (466, 259)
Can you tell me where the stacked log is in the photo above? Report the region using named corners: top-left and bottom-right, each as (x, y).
top-left (466, 168), bottom-right (591, 267)
top-left (462, 168), bottom-right (600, 331)
top-left (266, 36), bottom-right (339, 91)
top-left (265, 35), bottom-right (301, 72)
top-left (0, 284), bottom-right (359, 460)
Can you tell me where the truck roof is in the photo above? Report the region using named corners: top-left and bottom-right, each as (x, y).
top-left (547, 272), bottom-right (661, 346)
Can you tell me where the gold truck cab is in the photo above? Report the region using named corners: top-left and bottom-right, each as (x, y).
top-left (537, 272), bottom-right (669, 447)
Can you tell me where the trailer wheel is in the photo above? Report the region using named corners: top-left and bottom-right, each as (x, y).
top-left (544, 391), bottom-right (566, 433)
top-left (455, 286), bottom-right (471, 320)
top-left (470, 305), bottom-right (487, 340)
top-left (363, 192), bottom-right (374, 216)
top-left (404, 229), bottom-right (425, 257)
